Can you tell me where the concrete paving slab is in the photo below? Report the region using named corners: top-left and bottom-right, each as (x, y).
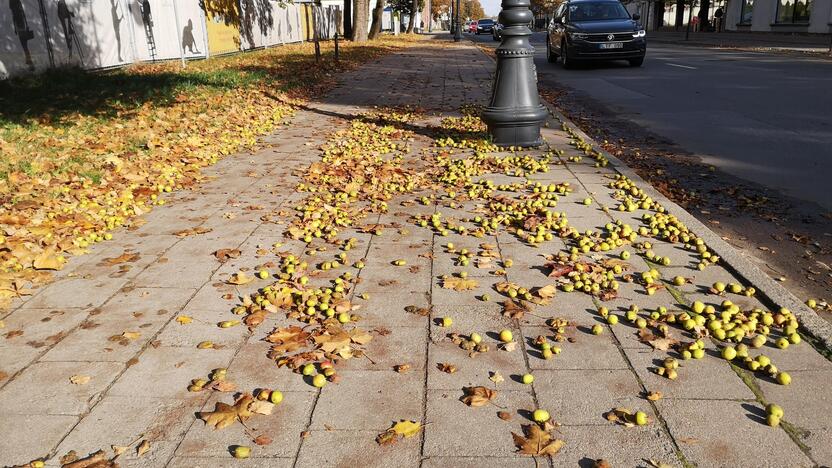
top-left (0, 414), bottom-right (78, 466)
top-left (310, 370), bottom-right (423, 430)
top-left (423, 389), bottom-right (535, 457)
top-left (0, 361), bottom-right (123, 415)
top-left (657, 399), bottom-right (814, 467)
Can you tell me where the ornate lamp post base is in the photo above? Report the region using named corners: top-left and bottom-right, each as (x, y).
top-left (482, 0), bottom-right (547, 147)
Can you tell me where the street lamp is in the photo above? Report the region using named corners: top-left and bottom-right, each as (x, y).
top-left (454, 0), bottom-right (462, 41)
top-left (482, 0), bottom-right (547, 147)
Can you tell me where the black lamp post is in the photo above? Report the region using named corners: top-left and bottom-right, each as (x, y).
top-left (481, 0), bottom-right (547, 147)
top-left (454, 0), bottom-right (462, 41)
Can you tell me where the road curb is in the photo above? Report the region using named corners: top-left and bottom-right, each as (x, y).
top-left (544, 103), bottom-right (832, 353)
top-left (648, 38), bottom-right (832, 58)
top-left (469, 38), bottom-right (832, 353)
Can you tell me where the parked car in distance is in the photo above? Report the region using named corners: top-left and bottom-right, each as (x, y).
top-left (492, 22), bottom-right (503, 40)
top-left (546, 0), bottom-right (646, 68)
top-left (468, 21), bottom-right (478, 33)
top-left (476, 18), bottom-right (495, 35)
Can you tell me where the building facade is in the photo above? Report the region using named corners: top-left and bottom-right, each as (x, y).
top-left (625, 0), bottom-right (832, 33)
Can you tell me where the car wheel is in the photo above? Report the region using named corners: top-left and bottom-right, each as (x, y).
top-left (546, 38), bottom-right (557, 63)
top-left (629, 57), bottom-right (644, 67)
top-left (561, 41), bottom-right (574, 69)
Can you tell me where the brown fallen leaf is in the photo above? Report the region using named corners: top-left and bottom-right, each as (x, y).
top-left (502, 300), bottom-right (530, 319)
top-left (174, 227), bottom-right (212, 237)
top-left (646, 391), bottom-right (663, 401)
top-left (102, 252), bottom-right (140, 266)
top-left (638, 329), bottom-right (679, 351)
top-left (199, 394), bottom-right (255, 430)
top-left (394, 364), bottom-right (411, 373)
top-left (593, 459), bottom-right (613, 468)
top-left (404, 305), bottom-right (431, 316)
top-left (254, 434), bottom-right (273, 446)
top-left (69, 375), bottom-right (91, 385)
top-left (512, 424), bottom-right (565, 457)
top-left (214, 248), bottom-right (242, 262)
top-left (136, 439), bottom-right (150, 457)
top-left (122, 331), bottom-right (141, 340)
top-left (62, 450), bottom-right (117, 468)
top-left (227, 272), bottom-right (254, 285)
top-left (437, 362), bottom-right (457, 374)
top-left (461, 386), bottom-right (497, 407)
top-left (536, 284), bottom-right (557, 300)
top-left (497, 411), bottom-right (513, 421)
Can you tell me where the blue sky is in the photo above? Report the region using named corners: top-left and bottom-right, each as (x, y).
top-left (482, 0), bottom-right (502, 16)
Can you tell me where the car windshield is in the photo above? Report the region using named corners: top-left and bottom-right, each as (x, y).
top-left (568, 2), bottom-right (631, 21)
top-left (478, 19), bottom-right (494, 24)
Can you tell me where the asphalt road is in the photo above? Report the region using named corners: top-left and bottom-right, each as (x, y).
top-left (470, 32), bottom-right (832, 210)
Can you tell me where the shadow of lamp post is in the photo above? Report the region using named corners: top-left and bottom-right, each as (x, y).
top-left (482, 0), bottom-right (547, 147)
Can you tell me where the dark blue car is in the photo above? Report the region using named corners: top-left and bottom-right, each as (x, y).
top-left (546, 0), bottom-right (646, 68)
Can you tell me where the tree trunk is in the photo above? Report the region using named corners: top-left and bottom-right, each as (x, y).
top-left (344, 0), bottom-right (354, 38)
top-left (675, 0), bottom-right (685, 29)
top-left (352, 0), bottom-right (370, 41)
top-left (698, 0), bottom-right (710, 31)
top-left (407, 0), bottom-right (418, 33)
top-left (369, 1), bottom-right (385, 39)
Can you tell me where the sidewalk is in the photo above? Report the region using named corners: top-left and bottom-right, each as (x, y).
top-left (649, 30), bottom-right (832, 55)
top-left (1, 35), bottom-right (830, 467)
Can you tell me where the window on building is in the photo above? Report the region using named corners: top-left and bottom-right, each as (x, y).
top-left (776, 0), bottom-right (812, 23)
top-left (739, 0), bottom-right (753, 24)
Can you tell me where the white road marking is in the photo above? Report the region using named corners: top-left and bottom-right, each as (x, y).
top-left (666, 63), bottom-right (697, 69)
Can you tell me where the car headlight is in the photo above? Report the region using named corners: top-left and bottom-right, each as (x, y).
top-left (633, 30), bottom-right (646, 38)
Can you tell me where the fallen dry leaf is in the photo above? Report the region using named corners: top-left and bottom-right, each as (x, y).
top-left (512, 424), bottom-right (565, 457)
top-left (442, 277), bottom-right (479, 291)
top-left (228, 272), bottom-right (254, 285)
top-left (102, 252), bottom-right (140, 265)
top-left (638, 329), bottom-right (679, 351)
top-left (489, 371), bottom-right (505, 385)
top-left (69, 375), bottom-right (91, 385)
top-left (214, 248), bottom-right (242, 262)
top-left (647, 391), bottom-right (663, 401)
top-left (136, 439), bottom-right (150, 457)
top-left (462, 386), bottom-right (497, 407)
top-left (437, 362), bottom-right (457, 374)
top-left (199, 394), bottom-right (255, 430)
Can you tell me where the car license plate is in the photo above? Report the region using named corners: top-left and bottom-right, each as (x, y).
top-left (600, 42), bottom-right (623, 49)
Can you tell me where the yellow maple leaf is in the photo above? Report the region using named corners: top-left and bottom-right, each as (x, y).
top-left (32, 251), bottom-right (65, 271)
top-left (176, 316), bottom-right (193, 325)
top-left (392, 420), bottom-right (422, 437)
top-left (442, 277), bottom-right (479, 291)
top-left (227, 272), bottom-right (254, 285)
